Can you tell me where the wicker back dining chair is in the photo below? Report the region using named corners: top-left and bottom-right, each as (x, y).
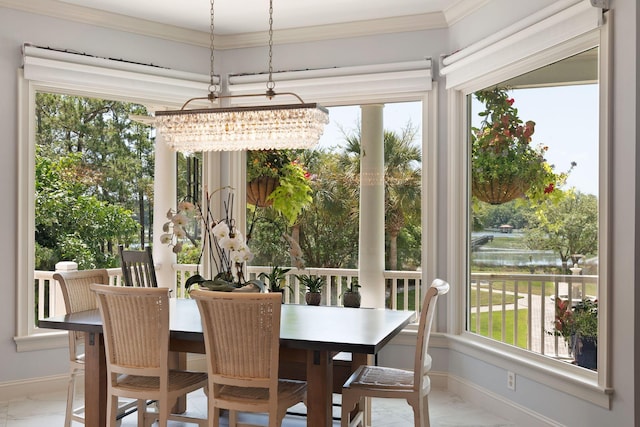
top-left (118, 245), bottom-right (158, 287)
top-left (54, 269), bottom-right (140, 427)
top-left (91, 284), bottom-right (207, 427)
top-left (341, 278), bottom-right (450, 427)
top-left (191, 290), bottom-right (307, 427)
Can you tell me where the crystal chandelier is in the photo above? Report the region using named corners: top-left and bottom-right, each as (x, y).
top-left (155, 0), bottom-right (329, 152)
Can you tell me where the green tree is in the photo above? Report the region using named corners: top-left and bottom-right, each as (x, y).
top-left (296, 150), bottom-right (360, 268)
top-left (476, 200), bottom-right (531, 230)
top-left (36, 93), bottom-right (154, 248)
top-left (524, 191), bottom-right (598, 271)
top-left (342, 123), bottom-right (422, 270)
top-left (35, 150), bottom-right (139, 270)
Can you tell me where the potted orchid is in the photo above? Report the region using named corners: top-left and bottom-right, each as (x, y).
top-left (161, 187), bottom-right (264, 292)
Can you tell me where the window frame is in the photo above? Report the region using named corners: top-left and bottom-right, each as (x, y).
top-left (442, 9), bottom-right (611, 408)
top-left (15, 51), bottom-right (437, 353)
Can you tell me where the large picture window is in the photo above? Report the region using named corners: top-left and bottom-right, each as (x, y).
top-left (441, 0), bottom-right (610, 406)
top-left (467, 49), bottom-right (599, 370)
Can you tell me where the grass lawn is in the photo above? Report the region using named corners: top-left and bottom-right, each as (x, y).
top-left (393, 288), bottom-right (520, 311)
top-left (469, 309), bottom-right (529, 349)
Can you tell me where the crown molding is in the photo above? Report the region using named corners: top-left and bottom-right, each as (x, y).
top-left (0, 0), bottom-right (209, 46)
top-left (443, 0), bottom-right (492, 26)
top-left (1, 0), bottom-right (447, 49)
top-left (222, 13), bottom-right (446, 49)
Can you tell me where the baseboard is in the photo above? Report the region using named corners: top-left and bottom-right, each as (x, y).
top-left (433, 372), bottom-right (563, 427)
top-left (0, 374), bottom-right (69, 401)
top-left (0, 354), bottom-right (207, 403)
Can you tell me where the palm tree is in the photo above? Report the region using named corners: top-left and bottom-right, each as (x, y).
top-left (342, 122), bottom-right (422, 269)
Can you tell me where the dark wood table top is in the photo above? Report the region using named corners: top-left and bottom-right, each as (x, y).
top-left (40, 298), bottom-right (414, 355)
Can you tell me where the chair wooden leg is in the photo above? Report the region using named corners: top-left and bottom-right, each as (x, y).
top-left (229, 409), bottom-right (238, 427)
top-left (107, 394), bottom-right (118, 427)
top-left (211, 405), bottom-right (220, 427)
top-left (136, 399), bottom-right (147, 426)
top-left (341, 391), bottom-right (364, 427)
top-left (64, 370), bottom-right (76, 427)
top-left (409, 395), bottom-right (430, 427)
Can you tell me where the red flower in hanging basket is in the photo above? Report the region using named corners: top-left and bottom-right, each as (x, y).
top-left (471, 87), bottom-right (573, 205)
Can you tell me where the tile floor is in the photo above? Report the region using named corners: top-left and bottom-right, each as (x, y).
top-left (0, 387), bottom-right (516, 427)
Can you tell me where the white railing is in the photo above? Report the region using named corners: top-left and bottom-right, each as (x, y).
top-left (469, 272), bottom-right (597, 359)
top-left (34, 265), bottom-right (597, 360)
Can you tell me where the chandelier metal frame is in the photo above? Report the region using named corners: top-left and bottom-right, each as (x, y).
top-left (155, 0), bottom-right (329, 153)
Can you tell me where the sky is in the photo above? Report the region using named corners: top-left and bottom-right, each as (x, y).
top-left (318, 102), bottom-right (422, 152)
top-left (318, 84), bottom-right (599, 196)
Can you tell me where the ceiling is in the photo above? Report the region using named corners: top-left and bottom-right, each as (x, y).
top-left (2, 0), bottom-right (487, 47)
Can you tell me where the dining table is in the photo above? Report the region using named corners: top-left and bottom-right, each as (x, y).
top-left (40, 297), bottom-right (414, 427)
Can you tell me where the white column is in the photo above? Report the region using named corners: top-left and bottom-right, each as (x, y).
top-left (152, 134), bottom-right (177, 291)
top-left (359, 104), bottom-right (385, 308)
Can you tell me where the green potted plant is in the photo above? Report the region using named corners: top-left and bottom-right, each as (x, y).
top-left (259, 265), bottom-right (291, 302)
top-left (341, 280), bottom-right (361, 308)
top-left (472, 87), bottom-right (573, 205)
top-left (550, 297), bottom-right (598, 370)
top-left (247, 150), bottom-right (313, 225)
top-left (296, 274), bottom-right (325, 306)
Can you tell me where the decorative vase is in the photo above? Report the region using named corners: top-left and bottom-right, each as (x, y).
top-left (342, 291), bottom-right (361, 308)
top-left (574, 336), bottom-right (597, 370)
top-left (305, 292), bottom-right (321, 306)
top-left (247, 176), bottom-right (279, 207)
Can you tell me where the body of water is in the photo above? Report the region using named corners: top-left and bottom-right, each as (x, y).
top-left (471, 248), bottom-right (562, 267)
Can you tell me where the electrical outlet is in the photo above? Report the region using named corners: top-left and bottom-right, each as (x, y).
top-left (507, 371), bottom-right (516, 391)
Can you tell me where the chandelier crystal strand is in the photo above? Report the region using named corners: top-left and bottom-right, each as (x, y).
top-left (154, 0), bottom-right (328, 152)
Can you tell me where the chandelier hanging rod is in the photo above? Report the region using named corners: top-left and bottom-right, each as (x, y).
top-left (171, 90), bottom-right (311, 111)
top-left (156, 100), bottom-right (328, 117)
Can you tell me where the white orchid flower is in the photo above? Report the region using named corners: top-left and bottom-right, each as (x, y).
top-left (172, 213), bottom-right (188, 227)
top-left (212, 221), bottom-right (230, 239)
top-left (174, 226), bottom-right (186, 239)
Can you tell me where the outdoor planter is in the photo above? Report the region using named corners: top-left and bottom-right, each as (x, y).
top-left (247, 176), bottom-right (279, 207)
top-left (471, 87), bottom-right (571, 205)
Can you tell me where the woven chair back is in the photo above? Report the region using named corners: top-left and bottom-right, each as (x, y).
top-left (54, 269), bottom-right (110, 360)
top-left (91, 285), bottom-right (169, 376)
top-left (192, 291), bottom-right (282, 389)
top-left (119, 245), bottom-right (158, 288)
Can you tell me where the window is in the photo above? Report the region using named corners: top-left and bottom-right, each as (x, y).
top-left (468, 50), bottom-right (599, 368)
top-left (16, 47), bottom-right (436, 350)
top-left (441, 1), bottom-right (610, 407)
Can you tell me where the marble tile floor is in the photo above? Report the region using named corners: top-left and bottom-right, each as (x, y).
top-left (0, 387), bottom-right (516, 427)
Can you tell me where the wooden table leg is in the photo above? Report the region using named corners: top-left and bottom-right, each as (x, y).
top-left (84, 331), bottom-right (107, 427)
top-left (169, 351), bottom-right (188, 413)
top-left (306, 350), bottom-right (333, 427)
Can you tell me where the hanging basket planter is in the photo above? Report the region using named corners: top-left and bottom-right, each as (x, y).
top-left (247, 176), bottom-right (280, 207)
top-left (471, 87), bottom-right (572, 205)
top-left (472, 177), bottom-right (530, 205)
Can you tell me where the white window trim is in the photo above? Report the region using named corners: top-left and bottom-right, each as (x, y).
top-left (15, 49), bottom-right (436, 351)
top-left (227, 60), bottom-right (433, 106)
top-left (441, 0), bottom-right (611, 408)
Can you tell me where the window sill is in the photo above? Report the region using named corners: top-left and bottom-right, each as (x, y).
top-left (14, 331), bottom-right (68, 352)
top-left (443, 332), bottom-right (612, 409)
